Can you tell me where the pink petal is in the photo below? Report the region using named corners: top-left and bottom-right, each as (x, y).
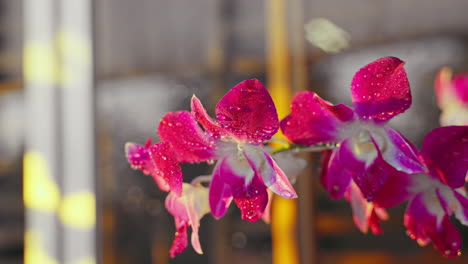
top-left (191, 95), bottom-right (226, 139)
top-left (261, 190), bottom-right (273, 223)
top-left (215, 79), bottom-right (279, 144)
top-left (346, 182), bottom-right (373, 234)
top-left (404, 192), bottom-right (462, 258)
top-left (339, 138), bottom-right (388, 201)
top-left (321, 146), bottom-right (353, 199)
top-left (369, 207), bottom-right (389, 235)
top-left (346, 182), bottom-right (388, 235)
top-left (435, 67), bottom-right (454, 109)
top-left (421, 126), bottom-right (468, 189)
top-left (209, 157), bottom-right (233, 219)
top-left (280, 91), bottom-right (354, 145)
top-left (149, 141), bottom-right (183, 196)
top-left (125, 141), bottom-right (182, 194)
top-left (125, 141), bottom-right (154, 174)
top-left (169, 221), bottom-right (188, 258)
top-left (242, 148), bottom-right (297, 199)
top-left (158, 111), bottom-right (216, 163)
top-left (381, 128), bottom-right (425, 174)
top-left (452, 73), bottom-right (468, 104)
top-left (373, 163), bottom-right (413, 208)
top-left (231, 174), bottom-right (269, 222)
top-left (351, 57), bottom-right (411, 123)
top-left (165, 184), bottom-right (210, 256)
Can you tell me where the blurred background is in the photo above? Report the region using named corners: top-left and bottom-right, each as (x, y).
top-left (1, 0), bottom-right (468, 263)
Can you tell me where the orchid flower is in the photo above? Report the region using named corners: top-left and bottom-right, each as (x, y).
top-left (404, 126), bottom-right (468, 258)
top-left (165, 183), bottom-right (210, 257)
top-left (345, 181), bottom-right (389, 235)
top-left (158, 79), bottom-right (297, 222)
top-left (125, 138), bottom-right (182, 196)
top-left (281, 57), bottom-right (425, 203)
top-left (435, 67), bottom-right (468, 126)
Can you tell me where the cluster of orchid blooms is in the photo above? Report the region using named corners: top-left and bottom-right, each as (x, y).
top-left (125, 57), bottom-right (468, 258)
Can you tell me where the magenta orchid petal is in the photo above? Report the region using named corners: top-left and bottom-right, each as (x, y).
top-left (158, 111), bottom-right (216, 163)
top-left (262, 151), bottom-right (298, 198)
top-left (169, 220), bottom-right (188, 258)
top-left (125, 142), bottom-right (154, 175)
top-left (404, 191), bottom-right (462, 258)
top-left (231, 174), bottom-right (269, 222)
top-left (125, 141), bottom-right (182, 195)
top-left (166, 184), bottom-right (210, 257)
top-left (429, 216), bottom-right (462, 258)
top-left (381, 128), bottom-right (425, 174)
top-left (191, 95), bottom-right (226, 138)
top-left (351, 57), bottom-right (411, 123)
top-left (242, 147), bottom-right (297, 199)
top-left (209, 157), bottom-right (233, 219)
top-left (321, 146), bottom-right (353, 199)
top-left (215, 79), bottom-right (279, 144)
top-left (452, 74), bottom-right (468, 104)
top-left (148, 141), bottom-right (183, 196)
top-left (421, 126), bottom-right (468, 189)
top-left (346, 181), bottom-right (388, 235)
top-left (340, 138), bottom-right (389, 201)
top-left (373, 164), bottom-right (412, 208)
top-left (280, 91), bottom-right (355, 145)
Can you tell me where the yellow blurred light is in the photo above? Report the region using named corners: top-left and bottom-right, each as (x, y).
top-left (24, 41), bottom-right (60, 84)
top-left (305, 18), bottom-right (350, 53)
top-left (59, 191), bottom-right (96, 229)
top-left (23, 152), bottom-right (61, 212)
top-left (25, 231), bottom-right (59, 264)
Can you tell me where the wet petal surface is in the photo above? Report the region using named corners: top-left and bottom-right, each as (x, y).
top-left (191, 95), bottom-right (226, 139)
top-left (158, 111), bottom-right (216, 163)
top-left (351, 57), bottom-right (411, 123)
top-left (215, 79), bottom-right (279, 144)
top-left (280, 91), bottom-right (354, 145)
top-left (421, 126), bottom-right (468, 188)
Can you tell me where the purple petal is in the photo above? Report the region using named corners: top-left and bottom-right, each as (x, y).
top-left (321, 145), bottom-right (353, 199)
top-left (149, 141), bottom-right (183, 196)
top-left (158, 111), bottom-right (216, 163)
top-left (215, 79), bottom-right (279, 144)
top-left (165, 192), bottom-right (190, 258)
top-left (280, 91), bottom-right (355, 145)
top-left (381, 128), bottom-right (425, 174)
top-left (421, 126), bottom-right (468, 188)
top-left (209, 157), bottom-right (233, 219)
top-left (452, 73), bottom-right (468, 104)
top-left (404, 192), bottom-right (462, 258)
top-left (340, 138), bottom-right (388, 201)
top-left (231, 174), bottom-right (269, 222)
top-left (373, 163), bottom-right (413, 208)
top-left (242, 147), bottom-right (297, 199)
top-left (191, 95), bottom-right (226, 139)
top-left (351, 57), bottom-right (411, 123)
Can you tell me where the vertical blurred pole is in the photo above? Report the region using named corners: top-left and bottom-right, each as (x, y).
top-left (60, 0), bottom-right (96, 264)
top-left (265, 1), bottom-right (299, 264)
top-left (24, 0), bottom-right (96, 263)
top-left (23, 0), bottom-right (62, 263)
top-left (290, 0), bottom-right (316, 263)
